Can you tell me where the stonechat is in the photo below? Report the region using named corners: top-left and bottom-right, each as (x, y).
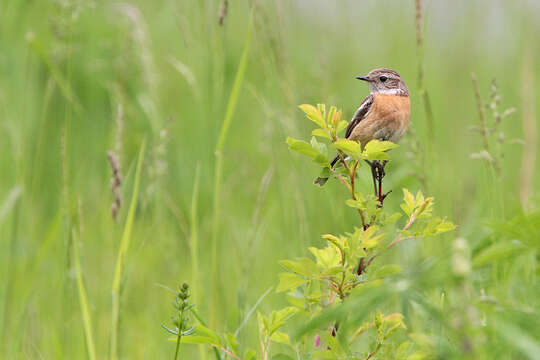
top-left (316, 68), bottom-right (410, 187)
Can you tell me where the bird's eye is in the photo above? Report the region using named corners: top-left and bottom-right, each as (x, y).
top-left (380, 76), bottom-right (388, 82)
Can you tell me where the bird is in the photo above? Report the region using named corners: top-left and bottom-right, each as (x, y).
top-left (315, 68), bottom-right (410, 194)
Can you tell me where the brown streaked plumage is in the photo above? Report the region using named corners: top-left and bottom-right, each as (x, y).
top-left (315, 68), bottom-right (410, 186)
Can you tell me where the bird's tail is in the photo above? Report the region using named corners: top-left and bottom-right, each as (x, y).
top-left (313, 154), bottom-right (340, 187)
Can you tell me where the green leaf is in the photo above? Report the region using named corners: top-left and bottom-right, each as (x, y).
top-left (346, 198), bottom-right (366, 210)
top-left (322, 266), bottom-right (345, 276)
top-left (279, 258), bottom-right (317, 277)
top-left (319, 167), bottom-right (331, 178)
top-left (313, 154), bottom-right (330, 167)
top-left (312, 128), bottom-right (331, 139)
top-left (360, 226), bottom-right (384, 249)
top-left (473, 241), bottom-right (527, 268)
top-left (374, 264), bottom-right (403, 279)
top-left (276, 273), bottom-right (307, 293)
top-left (286, 137), bottom-right (319, 158)
top-left (299, 104), bottom-right (326, 128)
top-left (309, 246), bottom-right (341, 268)
top-left (322, 234), bottom-right (343, 250)
top-left (270, 331), bottom-right (291, 345)
top-left (364, 151), bottom-right (390, 161)
top-left (363, 139), bottom-right (398, 160)
top-left (268, 307), bottom-right (299, 335)
top-left (178, 336), bottom-right (219, 345)
top-left (327, 106), bottom-right (336, 126)
top-left (422, 217), bottom-right (441, 237)
top-left (364, 139), bottom-right (399, 153)
top-left (332, 139), bottom-right (361, 158)
top-left (194, 324), bottom-right (221, 345)
top-left (317, 104), bottom-right (326, 119)
top-left (436, 221), bottom-right (455, 233)
top-left (336, 120), bottom-right (348, 134)
top-left (310, 136), bottom-right (327, 156)
top-left (274, 307), bottom-right (299, 323)
top-left (330, 109), bottom-right (342, 128)
top-left (400, 189), bottom-right (415, 216)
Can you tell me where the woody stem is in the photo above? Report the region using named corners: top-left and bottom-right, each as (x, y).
top-left (340, 155), bottom-right (366, 229)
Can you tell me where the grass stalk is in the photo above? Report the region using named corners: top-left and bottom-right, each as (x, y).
top-left (72, 229), bottom-right (97, 360)
top-left (61, 28), bottom-right (75, 357)
top-left (190, 164), bottom-right (201, 305)
top-left (519, 50), bottom-right (536, 211)
top-left (471, 73), bottom-right (490, 153)
top-left (415, 0), bottom-right (435, 143)
top-left (110, 140), bottom-right (146, 360)
top-left (471, 73), bottom-right (504, 216)
top-left (189, 163), bottom-right (206, 360)
top-left (210, 11), bottom-right (253, 328)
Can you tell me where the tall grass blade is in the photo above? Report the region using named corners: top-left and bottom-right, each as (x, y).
top-left (519, 50), bottom-right (536, 211)
top-left (234, 286), bottom-right (273, 338)
top-left (210, 11), bottom-right (253, 327)
top-left (110, 140), bottom-right (146, 360)
top-left (189, 163), bottom-right (206, 360)
top-left (72, 229), bottom-right (97, 360)
top-left (190, 163), bottom-right (201, 304)
top-left (415, 0), bottom-right (434, 143)
top-left (26, 33), bottom-right (82, 113)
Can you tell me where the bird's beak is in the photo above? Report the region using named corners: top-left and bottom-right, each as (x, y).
top-left (356, 76), bottom-right (371, 82)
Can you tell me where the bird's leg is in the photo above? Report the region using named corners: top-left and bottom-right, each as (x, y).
top-left (365, 160), bottom-right (378, 197)
top-left (376, 160), bottom-right (391, 205)
top-left (377, 164), bottom-right (383, 203)
top-left (380, 160), bottom-right (388, 177)
top-left (366, 160), bottom-right (392, 206)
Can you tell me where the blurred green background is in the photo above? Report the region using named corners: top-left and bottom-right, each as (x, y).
top-left (1, 0), bottom-right (539, 359)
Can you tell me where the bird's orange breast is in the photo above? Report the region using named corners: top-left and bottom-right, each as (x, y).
top-left (349, 94), bottom-right (410, 146)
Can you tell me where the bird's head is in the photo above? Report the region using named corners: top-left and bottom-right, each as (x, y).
top-left (356, 68), bottom-right (409, 96)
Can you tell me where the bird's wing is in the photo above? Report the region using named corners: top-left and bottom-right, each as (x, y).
top-left (345, 94), bottom-right (374, 139)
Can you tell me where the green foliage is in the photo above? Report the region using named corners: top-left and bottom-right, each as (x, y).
top-left (157, 103), bottom-right (458, 359)
top-left (287, 104), bottom-right (399, 168)
top-left (254, 104), bottom-right (455, 358)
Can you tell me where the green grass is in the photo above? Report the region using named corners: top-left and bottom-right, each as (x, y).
top-left (0, 0), bottom-right (539, 359)
top-left (110, 140), bottom-right (146, 360)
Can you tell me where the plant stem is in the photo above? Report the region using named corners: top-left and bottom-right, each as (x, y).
top-left (72, 229), bottom-right (96, 360)
top-left (342, 158), bottom-right (367, 229)
top-left (471, 73), bottom-right (490, 153)
top-left (174, 311), bottom-right (184, 360)
top-left (215, 346), bottom-right (241, 360)
top-left (415, 0), bottom-right (435, 143)
top-left (365, 342), bottom-right (381, 360)
top-left (210, 11), bottom-right (253, 328)
top-left (386, 235), bottom-right (418, 249)
top-left (110, 141), bottom-right (146, 360)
